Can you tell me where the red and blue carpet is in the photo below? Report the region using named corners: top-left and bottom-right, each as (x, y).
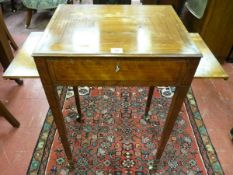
top-left (27, 87), bottom-right (223, 174)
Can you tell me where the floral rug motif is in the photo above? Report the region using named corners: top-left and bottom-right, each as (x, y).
top-left (27, 87), bottom-right (224, 175)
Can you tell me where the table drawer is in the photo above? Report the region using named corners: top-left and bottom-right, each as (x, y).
top-left (48, 59), bottom-right (186, 84)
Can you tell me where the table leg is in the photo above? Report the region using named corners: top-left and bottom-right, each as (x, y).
top-left (154, 86), bottom-right (189, 168)
top-left (73, 86), bottom-right (82, 122)
top-left (10, 0), bottom-right (17, 12)
top-left (0, 101), bottom-right (20, 127)
top-left (13, 78), bottom-right (23, 85)
top-left (145, 86), bottom-right (155, 117)
top-left (44, 85), bottom-right (74, 168)
top-left (0, 25), bottom-right (14, 66)
top-left (35, 59), bottom-right (75, 168)
top-left (25, 9), bottom-right (33, 28)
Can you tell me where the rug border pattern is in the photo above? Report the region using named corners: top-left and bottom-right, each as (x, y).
top-left (185, 88), bottom-right (224, 175)
top-left (27, 87), bottom-right (67, 175)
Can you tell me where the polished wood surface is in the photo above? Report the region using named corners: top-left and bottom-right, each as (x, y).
top-left (33, 5), bottom-right (201, 57)
top-left (3, 32), bottom-right (42, 78)
top-left (48, 59), bottom-right (187, 86)
top-left (32, 5), bottom-right (201, 169)
top-left (3, 33), bottom-right (228, 79)
top-left (192, 33), bottom-right (229, 79)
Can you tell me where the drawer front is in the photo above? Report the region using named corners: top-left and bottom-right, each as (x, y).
top-left (48, 59), bottom-right (186, 84)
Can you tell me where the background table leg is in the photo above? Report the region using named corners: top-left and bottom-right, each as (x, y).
top-left (73, 86), bottom-right (82, 122)
top-left (0, 8), bottom-right (18, 50)
top-left (145, 86), bottom-right (155, 117)
top-left (0, 101), bottom-right (20, 127)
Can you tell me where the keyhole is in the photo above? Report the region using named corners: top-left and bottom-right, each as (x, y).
top-left (115, 64), bottom-right (120, 72)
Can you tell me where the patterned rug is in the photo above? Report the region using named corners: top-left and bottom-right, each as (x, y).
top-left (27, 87), bottom-right (224, 175)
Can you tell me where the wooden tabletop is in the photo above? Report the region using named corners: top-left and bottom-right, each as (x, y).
top-left (33, 5), bottom-right (201, 58)
top-left (3, 32), bottom-right (40, 78)
top-left (3, 32), bottom-right (228, 79)
top-left (2, 5), bottom-right (228, 80)
top-left (192, 33), bottom-right (228, 79)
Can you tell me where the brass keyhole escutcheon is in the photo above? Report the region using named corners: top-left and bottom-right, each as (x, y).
top-left (115, 64), bottom-right (120, 72)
